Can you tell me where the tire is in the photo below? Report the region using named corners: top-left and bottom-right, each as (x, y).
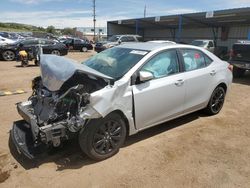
top-left (79, 112), bottom-right (127, 161)
top-left (51, 50), bottom-right (61, 56)
top-left (205, 86), bottom-right (226, 115)
top-left (81, 47), bottom-right (88, 52)
top-left (21, 60), bottom-right (28, 67)
top-left (233, 66), bottom-right (245, 78)
top-left (2, 50), bottom-right (16, 61)
top-left (34, 60), bottom-right (40, 66)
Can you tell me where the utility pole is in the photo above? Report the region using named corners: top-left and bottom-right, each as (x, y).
top-left (93, 0), bottom-right (96, 42)
top-left (144, 5), bottom-right (146, 18)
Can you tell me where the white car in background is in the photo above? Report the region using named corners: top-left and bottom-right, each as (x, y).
top-left (12, 42), bottom-right (232, 161)
top-left (0, 36), bottom-right (15, 46)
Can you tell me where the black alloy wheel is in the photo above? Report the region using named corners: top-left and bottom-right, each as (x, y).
top-left (205, 86), bottom-right (226, 115)
top-left (93, 120), bottom-right (123, 155)
top-left (79, 113), bottom-right (126, 161)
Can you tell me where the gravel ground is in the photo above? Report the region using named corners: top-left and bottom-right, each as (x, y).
top-left (0, 51), bottom-right (250, 188)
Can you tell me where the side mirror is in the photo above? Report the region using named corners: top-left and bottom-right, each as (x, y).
top-left (139, 71), bottom-right (154, 82)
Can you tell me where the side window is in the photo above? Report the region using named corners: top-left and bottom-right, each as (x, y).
top-left (120, 37), bottom-right (128, 42)
top-left (22, 40), bottom-right (38, 45)
top-left (126, 36), bottom-right (136, 42)
top-left (208, 41), bottom-right (214, 47)
top-left (74, 39), bottom-right (82, 44)
top-left (204, 55), bottom-right (213, 65)
top-left (180, 49), bottom-right (206, 71)
top-left (39, 40), bottom-right (46, 45)
top-left (42, 40), bottom-right (54, 45)
top-left (141, 50), bottom-right (179, 79)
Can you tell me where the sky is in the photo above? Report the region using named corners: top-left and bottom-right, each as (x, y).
top-left (0, 0), bottom-right (250, 28)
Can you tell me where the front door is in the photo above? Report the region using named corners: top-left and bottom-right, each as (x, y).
top-left (132, 49), bottom-right (186, 130)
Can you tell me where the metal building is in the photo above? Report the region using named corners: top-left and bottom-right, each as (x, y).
top-left (107, 7), bottom-right (250, 49)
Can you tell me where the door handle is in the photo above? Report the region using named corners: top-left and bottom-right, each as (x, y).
top-left (175, 79), bottom-right (184, 86)
top-left (210, 70), bottom-right (216, 76)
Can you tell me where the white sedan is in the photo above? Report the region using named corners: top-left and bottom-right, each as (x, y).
top-left (12, 42), bottom-right (233, 161)
top-left (0, 36), bottom-right (15, 45)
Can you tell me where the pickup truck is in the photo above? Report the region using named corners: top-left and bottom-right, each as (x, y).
top-left (229, 40), bottom-right (250, 78)
top-left (63, 38), bottom-right (93, 52)
top-left (191, 40), bottom-right (228, 59)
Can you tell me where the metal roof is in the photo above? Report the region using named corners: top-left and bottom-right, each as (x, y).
top-left (108, 7), bottom-right (250, 29)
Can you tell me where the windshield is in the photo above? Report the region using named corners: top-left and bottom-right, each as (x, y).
top-left (82, 47), bottom-right (149, 80)
top-left (191, 40), bottom-right (207, 47)
top-left (108, 35), bottom-right (120, 42)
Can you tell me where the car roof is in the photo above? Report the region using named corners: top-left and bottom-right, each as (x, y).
top-left (118, 42), bottom-right (206, 52)
top-left (118, 42), bottom-right (176, 51)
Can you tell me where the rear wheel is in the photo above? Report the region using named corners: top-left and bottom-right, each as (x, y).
top-left (79, 113), bottom-right (126, 161)
top-left (233, 66), bottom-right (245, 78)
top-left (81, 47), bottom-right (88, 52)
top-left (205, 86), bottom-right (226, 115)
top-left (2, 50), bottom-right (16, 61)
top-left (51, 50), bottom-right (61, 56)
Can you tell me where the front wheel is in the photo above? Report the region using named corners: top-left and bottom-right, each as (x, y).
top-left (79, 113), bottom-right (127, 161)
top-left (205, 86), bottom-right (226, 115)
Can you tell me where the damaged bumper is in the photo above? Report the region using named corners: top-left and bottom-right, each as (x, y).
top-left (11, 102), bottom-right (68, 159)
top-left (11, 120), bottom-right (46, 159)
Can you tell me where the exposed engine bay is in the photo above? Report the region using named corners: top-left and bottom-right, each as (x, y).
top-left (14, 55), bottom-right (114, 153)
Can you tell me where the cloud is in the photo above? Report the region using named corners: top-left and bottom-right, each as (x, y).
top-left (0, 10), bottom-right (128, 28)
top-left (10, 0), bottom-right (64, 4)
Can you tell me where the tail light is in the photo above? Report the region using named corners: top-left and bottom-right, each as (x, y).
top-left (228, 64), bottom-right (233, 72)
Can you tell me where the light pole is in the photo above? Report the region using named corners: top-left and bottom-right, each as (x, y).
top-left (93, 0), bottom-right (96, 42)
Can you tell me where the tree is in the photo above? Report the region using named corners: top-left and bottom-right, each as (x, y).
top-left (46, 25), bottom-right (56, 34)
top-left (61, 27), bottom-right (75, 36)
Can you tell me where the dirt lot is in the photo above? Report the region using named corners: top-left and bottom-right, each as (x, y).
top-left (0, 51), bottom-right (250, 188)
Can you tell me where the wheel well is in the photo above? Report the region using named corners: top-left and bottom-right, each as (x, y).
top-left (217, 82), bottom-right (227, 93)
top-left (112, 110), bottom-right (130, 136)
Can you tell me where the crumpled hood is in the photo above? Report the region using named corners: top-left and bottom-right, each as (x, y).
top-left (40, 55), bottom-right (114, 91)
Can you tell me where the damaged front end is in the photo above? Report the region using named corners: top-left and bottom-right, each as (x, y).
top-left (11, 55), bottom-right (114, 159)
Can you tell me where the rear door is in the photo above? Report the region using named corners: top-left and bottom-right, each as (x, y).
top-left (132, 49), bottom-right (185, 130)
top-left (179, 48), bottom-right (216, 113)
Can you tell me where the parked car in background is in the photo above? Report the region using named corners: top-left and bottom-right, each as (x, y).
top-left (229, 40), bottom-right (250, 78)
top-left (191, 40), bottom-right (228, 59)
top-left (0, 38), bottom-right (68, 61)
top-left (94, 34), bottom-right (142, 53)
top-left (63, 38), bottom-right (93, 52)
top-left (0, 32), bottom-right (24, 41)
top-left (12, 42), bottom-right (232, 161)
top-left (0, 36), bottom-right (15, 46)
